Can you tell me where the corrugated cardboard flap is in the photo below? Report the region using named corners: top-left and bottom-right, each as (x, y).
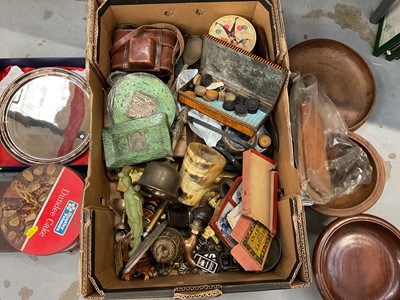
top-left (80, 206), bottom-right (115, 299)
top-left (275, 195), bottom-right (311, 286)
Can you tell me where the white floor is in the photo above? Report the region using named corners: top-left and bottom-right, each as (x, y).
top-left (0, 0), bottom-right (399, 299)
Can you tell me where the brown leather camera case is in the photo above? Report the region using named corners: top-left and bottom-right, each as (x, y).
top-left (110, 25), bottom-right (179, 77)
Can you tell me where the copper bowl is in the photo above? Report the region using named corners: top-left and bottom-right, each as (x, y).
top-left (289, 38), bottom-right (376, 131)
top-left (313, 214), bottom-right (400, 300)
top-left (311, 131), bottom-right (385, 217)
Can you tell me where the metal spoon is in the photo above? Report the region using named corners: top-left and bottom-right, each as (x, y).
top-left (181, 36), bottom-right (203, 73)
top-left (171, 36), bottom-right (203, 93)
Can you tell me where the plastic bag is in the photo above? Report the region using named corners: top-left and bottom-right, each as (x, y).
top-left (290, 73), bottom-right (373, 205)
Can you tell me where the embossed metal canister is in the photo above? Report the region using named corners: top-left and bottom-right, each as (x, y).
top-left (179, 142), bottom-right (226, 206)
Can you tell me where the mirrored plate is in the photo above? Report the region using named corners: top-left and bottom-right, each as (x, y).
top-left (0, 67), bottom-right (90, 164)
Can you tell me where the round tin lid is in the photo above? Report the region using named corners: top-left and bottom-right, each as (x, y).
top-left (0, 164), bottom-right (84, 255)
top-left (0, 67), bottom-right (90, 164)
top-left (209, 15), bottom-right (257, 52)
top-left (288, 39), bottom-right (376, 131)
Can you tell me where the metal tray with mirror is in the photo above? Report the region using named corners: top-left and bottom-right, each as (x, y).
top-left (0, 67), bottom-right (90, 164)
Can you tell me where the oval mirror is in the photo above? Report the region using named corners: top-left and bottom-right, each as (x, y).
top-left (0, 67), bottom-right (90, 164)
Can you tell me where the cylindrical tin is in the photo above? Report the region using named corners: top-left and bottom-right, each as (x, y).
top-left (0, 164), bottom-right (84, 255)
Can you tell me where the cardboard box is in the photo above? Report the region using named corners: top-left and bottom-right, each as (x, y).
top-left (80, 0), bottom-right (311, 298)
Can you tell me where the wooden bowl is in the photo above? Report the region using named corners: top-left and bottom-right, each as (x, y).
top-left (313, 214), bottom-right (400, 300)
top-left (289, 39), bottom-right (376, 131)
top-left (311, 132), bottom-right (385, 217)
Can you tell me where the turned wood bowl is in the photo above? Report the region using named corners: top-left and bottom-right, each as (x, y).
top-left (311, 131), bottom-right (385, 217)
top-left (289, 39), bottom-right (376, 131)
top-left (313, 214), bottom-right (400, 300)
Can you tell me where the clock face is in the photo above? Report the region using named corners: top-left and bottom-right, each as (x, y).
top-left (209, 15), bottom-right (257, 52)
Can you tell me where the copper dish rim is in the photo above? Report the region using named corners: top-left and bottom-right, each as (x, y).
top-left (313, 214), bottom-right (400, 300)
top-left (310, 131), bottom-right (385, 217)
top-left (288, 38), bottom-right (376, 131)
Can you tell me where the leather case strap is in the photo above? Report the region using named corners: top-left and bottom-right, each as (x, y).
top-left (110, 23), bottom-right (184, 87)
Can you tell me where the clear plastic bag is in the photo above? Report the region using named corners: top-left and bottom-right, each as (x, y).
top-left (290, 73), bottom-right (373, 205)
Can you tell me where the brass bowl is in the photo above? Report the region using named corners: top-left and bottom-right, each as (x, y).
top-left (311, 132), bottom-right (385, 217)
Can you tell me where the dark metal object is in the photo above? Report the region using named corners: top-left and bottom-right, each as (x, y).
top-left (137, 162), bottom-right (180, 201)
top-left (151, 227), bottom-right (184, 264)
top-left (370, 0), bottom-right (395, 24)
top-left (213, 145), bottom-right (242, 172)
top-left (188, 116), bottom-right (252, 149)
top-left (192, 205), bottom-right (214, 226)
top-left (122, 220), bottom-right (168, 278)
top-left (166, 203), bottom-right (193, 228)
top-left (194, 253), bottom-right (218, 273)
top-left (219, 252), bottom-right (242, 272)
top-left (218, 177), bottom-right (235, 198)
top-left (261, 235), bottom-right (282, 272)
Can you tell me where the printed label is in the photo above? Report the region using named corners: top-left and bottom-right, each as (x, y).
top-left (26, 226), bottom-right (38, 238)
top-left (54, 200), bottom-right (79, 236)
top-left (243, 221), bottom-right (271, 265)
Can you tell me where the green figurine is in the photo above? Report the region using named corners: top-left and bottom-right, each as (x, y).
top-left (118, 171), bottom-right (144, 255)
